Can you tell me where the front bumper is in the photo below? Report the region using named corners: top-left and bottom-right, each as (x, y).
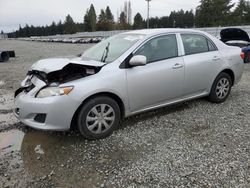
top-left (14, 74), bottom-right (80, 131)
top-left (14, 92), bottom-right (79, 131)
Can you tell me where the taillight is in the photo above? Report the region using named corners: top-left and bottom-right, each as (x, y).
top-left (240, 52), bottom-right (245, 60)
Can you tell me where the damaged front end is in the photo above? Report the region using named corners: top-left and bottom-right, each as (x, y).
top-left (15, 58), bottom-right (103, 98)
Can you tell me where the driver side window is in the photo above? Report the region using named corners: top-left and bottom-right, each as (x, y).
top-left (134, 34), bottom-right (178, 63)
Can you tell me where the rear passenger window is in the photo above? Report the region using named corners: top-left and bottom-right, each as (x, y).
top-left (208, 40), bottom-right (217, 51)
top-left (181, 34), bottom-right (217, 55)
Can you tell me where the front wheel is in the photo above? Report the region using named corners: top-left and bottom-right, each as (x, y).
top-left (77, 96), bottom-right (121, 140)
top-left (207, 72), bottom-right (232, 103)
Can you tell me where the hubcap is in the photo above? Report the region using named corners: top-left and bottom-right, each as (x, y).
top-left (216, 78), bottom-right (230, 99)
top-left (86, 104), bottom-right (115, 134)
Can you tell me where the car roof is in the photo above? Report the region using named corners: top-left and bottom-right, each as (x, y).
top-left (125, 28), bottom-right (204, 36)
top-left (124, 28), bottom-right (229, 50)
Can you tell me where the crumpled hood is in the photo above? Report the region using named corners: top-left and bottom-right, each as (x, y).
top-left (30, 57), bottom-right (105, 73)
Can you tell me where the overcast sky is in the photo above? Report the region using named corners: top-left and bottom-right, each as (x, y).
top-left (0, 0), bottom-right (239, 32)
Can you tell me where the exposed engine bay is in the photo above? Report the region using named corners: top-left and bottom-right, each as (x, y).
top-left (15, 63), bottom-right (102, 97)
top-left (28, 63), bottom-right (101, 84)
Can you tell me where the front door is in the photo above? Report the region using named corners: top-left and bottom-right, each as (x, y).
top-left (126, 34), bottom-right (185, 112)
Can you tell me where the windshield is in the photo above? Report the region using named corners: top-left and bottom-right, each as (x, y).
top-left (81, 34), bottom-right (145, 63)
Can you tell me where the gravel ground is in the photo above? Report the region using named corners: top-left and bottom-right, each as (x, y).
top-left (0, 39), bottom-right (250, 187)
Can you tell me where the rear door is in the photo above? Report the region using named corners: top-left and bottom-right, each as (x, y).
top-left (181, 34), bottom-right (223, 96)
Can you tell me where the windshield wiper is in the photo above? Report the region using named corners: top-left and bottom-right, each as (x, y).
top-left (101, 42), bottom-right (110, 63)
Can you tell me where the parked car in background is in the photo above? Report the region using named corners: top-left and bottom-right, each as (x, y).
top-left (14, 29), bottom-right (244, 139)
top-left (220, 28), bottom-right (250, 63)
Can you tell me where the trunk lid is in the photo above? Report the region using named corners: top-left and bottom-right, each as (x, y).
top-left (220, 28), bottom-right (250, 43)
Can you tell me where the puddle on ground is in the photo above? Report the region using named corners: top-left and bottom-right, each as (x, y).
top-left (0, 130), bottom-right (24, 155)
top-left (0, 129), bottom-right (141, 187)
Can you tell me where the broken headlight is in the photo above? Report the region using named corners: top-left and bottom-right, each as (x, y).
top-left (36, 86), bottom-right (73, 98)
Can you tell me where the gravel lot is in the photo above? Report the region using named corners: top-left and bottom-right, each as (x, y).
top-left (1, 39), bottom-right (250, 187)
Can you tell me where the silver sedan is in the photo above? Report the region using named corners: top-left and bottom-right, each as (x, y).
top-left (14, 29), bottom-right (244, 139)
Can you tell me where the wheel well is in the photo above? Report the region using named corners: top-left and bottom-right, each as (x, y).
top-left (221, 69), bottom-right (235, 85)
top-left (70, 92), bottom-right (125, 130)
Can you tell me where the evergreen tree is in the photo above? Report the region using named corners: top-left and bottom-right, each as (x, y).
top-left (75, 23), bottom-right (85, 32)
top-left (245, 1), bottom-right (250, 24)
top-left (196, 0), bottom-right (235, 27)
top-left (84, 4), bottom-right (97, 31)
top-left (147, 9), bottom-right (194, 28)
top-left (105, 6), bottom-right (114, 30)
top-left (64, 14), bottom-right (76, 34)
top-left (18, 25), bottom-right (24, 37)
top-left (96, 6), bottom-right (114, 31)
top-left (149, 17), bottom-right (160, 28)
top-left (169, 10), bottom-right (186, 28)
top-left (50, 21), bottom-right (57, 35)
top-left (184, 10), bottom-right (195, 28)
top-left (97, 9), bottom-right (107, 30)
top-left (89, 4), bottom-right (97, 31)
top-left (159, 16), bottom-right (170, 28)
top-left (83, 11), bottom-right (90, 31)
top-left (195, 0), bottom-right (214, 27)
top-left (24, 24), bottom-right (30, 37)
top-left (57, 21), bottom-right (64, 34)
top-left (232, 0), bottom-right (249, 25)
top-left (133, 13), bottom-right (144, 29)
top-left (44, 25), bottom-right (49, 35)
top-left (213, 0), bottom-right (235, 26)
top-left (119, 11), bottom-right (130, 29)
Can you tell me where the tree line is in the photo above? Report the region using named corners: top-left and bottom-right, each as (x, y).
top-left (196, 0), bottom-right (250, 27)
top-left (7, 0), bottom-right (250, 38)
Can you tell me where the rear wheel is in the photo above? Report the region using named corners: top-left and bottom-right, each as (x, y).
top-left (208, 72), bottom-right (232, 103)
top-left (77, 96), bottom-right (121, 139)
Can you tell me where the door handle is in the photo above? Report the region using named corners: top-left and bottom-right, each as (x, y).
top-left (212, 56), bottom-right (221, 61)
top-left (172, 63), bottom-right (183, 69)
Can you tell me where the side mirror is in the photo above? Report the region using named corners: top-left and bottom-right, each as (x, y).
top-left (129, 55), bottom-right (147, 66)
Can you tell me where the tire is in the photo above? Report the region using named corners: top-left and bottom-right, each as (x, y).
top-left (207, 72), bottom-right (232, 103)
top-left (77, 96), bottom-right (121, 140)
top-left (0, 51), bottom-right (9, 62)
